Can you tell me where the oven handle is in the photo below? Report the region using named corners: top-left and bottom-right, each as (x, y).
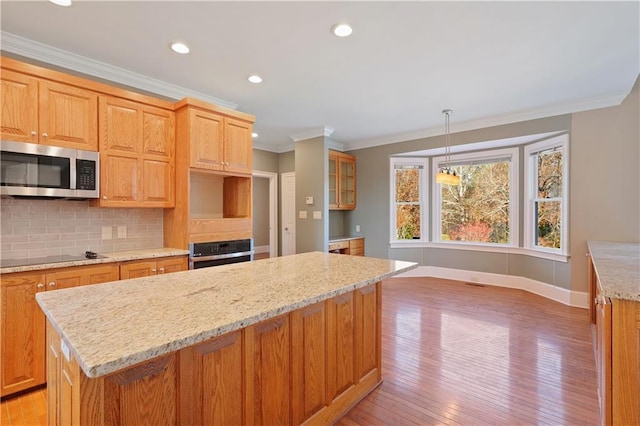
top-left (190, 251), bottom-right (254, 263)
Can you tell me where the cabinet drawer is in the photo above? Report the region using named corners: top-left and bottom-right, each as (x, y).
top-left (349, 239), bottom-right (364, 250)
top-left (329, 241), bottom-right (349, 251)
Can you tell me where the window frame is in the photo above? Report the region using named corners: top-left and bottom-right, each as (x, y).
top-left (389, 157), bottom-right (429, 245)
top-left (523, 134), bottom-right (569, 256)
top-left (432, 147), bottom-right (520, 248)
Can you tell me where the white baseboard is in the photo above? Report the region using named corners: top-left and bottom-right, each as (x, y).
top-left (395, 266), bottom-right (589, 309)
top-left (254, 245), bottom-right (270, 254)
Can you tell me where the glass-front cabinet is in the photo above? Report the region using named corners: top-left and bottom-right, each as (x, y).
top-left (329, 150), bottom-right (356, 210)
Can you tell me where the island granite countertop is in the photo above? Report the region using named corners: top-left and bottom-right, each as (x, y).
top-left (36, 252), bottom-right (417, 379)
top-left (588, 240), bottom-right (640, 302)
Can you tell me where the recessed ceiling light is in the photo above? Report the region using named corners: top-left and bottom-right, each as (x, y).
top-left (252, 132), bottom-right (259, 138)
top-left (170, 42), bottom-right (190, 54)
top-left (331, 23), bottom-right (353, 37)
top-left (248, 75), bottom-right (263, 84)
top-left (49, 0), bottom-right (72, 6)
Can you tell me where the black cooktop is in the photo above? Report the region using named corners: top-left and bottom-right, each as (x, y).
top-left (1, 252), bottom-right (105, 268)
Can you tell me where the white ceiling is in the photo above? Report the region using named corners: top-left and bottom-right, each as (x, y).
top-left (1, 1), bottom-right (638, 153)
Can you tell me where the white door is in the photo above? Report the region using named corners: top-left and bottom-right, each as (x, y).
top-left (281, 172), bottom-right (296, 256)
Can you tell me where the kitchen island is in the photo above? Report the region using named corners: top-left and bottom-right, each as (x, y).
top-left (36, 252), bottom-right (416, 425)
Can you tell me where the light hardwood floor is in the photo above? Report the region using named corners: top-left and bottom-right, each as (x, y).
top-left (1, 276), bottom-right (599, 425)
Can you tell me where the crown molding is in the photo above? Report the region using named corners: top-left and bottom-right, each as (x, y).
top-left (290, 126), bottom-right (335, 142)
top-left (326, 138), bottom-right (345, 152)
top-left (343, 91), bottom-right (628, 151)
top-left (1, 31), bottom-right (238, 110)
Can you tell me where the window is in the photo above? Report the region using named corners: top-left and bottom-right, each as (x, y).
top-left (524, 135), bottom-right (569, 255)
top-left (433, 148), bottom-right (519, 246)
top-left (390, 158), bottom-right (428, 242)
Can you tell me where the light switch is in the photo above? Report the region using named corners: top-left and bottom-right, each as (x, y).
top-left (356, 225), bottom-right (361, 232)
top-left (102, 226), bottom-right (112, 240)
top-left (299, 210), bottom-right (308, 219)
top-left (313, 211), bottom-right (322, 219)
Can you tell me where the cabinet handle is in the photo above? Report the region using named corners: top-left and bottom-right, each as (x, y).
top-left (37, 283), bottom-right (45, 289)
top-left (42, 132), bottom-right (48, 138)
top-left (152, 268), bottom-right (157, 273)
top-left (48, 281), bottom-right (56, 288)
top-left (159, 267), bottom-right (165, 274)
top-left (31, 131), bottom-right (37, 137)
top-left (102, 196), bottom-right (108, 200)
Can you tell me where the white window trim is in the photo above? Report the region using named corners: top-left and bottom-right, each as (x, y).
top-left (524, 134), bottom-right (570, 256)
top-left (389, 157), bottom-right (429, 244)
top-left (432, 147), bottom-right (520, 247)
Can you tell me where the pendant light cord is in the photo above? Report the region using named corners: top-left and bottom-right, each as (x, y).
top-left (442, 109), bottom-right (452, 171)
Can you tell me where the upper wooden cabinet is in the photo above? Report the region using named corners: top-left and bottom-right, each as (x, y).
top-left (182, 100), bottom-right (253, 175)
top-left (97, 95), bottom-right (175, 208)
top-left (329, 150), bottom-right (356, 210)
top-left (1, 69), bottom-right (98, 150)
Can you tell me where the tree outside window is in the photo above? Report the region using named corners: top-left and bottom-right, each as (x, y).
top-left (391, 160), bottom-right (427, 241)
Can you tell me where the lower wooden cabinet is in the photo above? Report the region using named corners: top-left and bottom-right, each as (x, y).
top-left (1, 264), bottom-right (118, 397)
top-left (328, 237), bottom-right (365, 256)
top-left (1, 257), bottom-right (186, 398)
top-left (589, 255), bottom-right (640, 425)
top-left (119, 256), bottom-right (187, 279)
top-left (46, 282), bottom-right (382, 425)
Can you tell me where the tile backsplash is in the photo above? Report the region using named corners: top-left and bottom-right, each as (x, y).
top-left (0, 198), bottom-right (163, 261)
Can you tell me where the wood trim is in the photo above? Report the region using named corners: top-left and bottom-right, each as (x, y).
top-left (174, 97), bottom-right (254, 122)
top-left (612, 299), bottom-right (639, 425)
top-left (1, 56), bottom-right (174, 110)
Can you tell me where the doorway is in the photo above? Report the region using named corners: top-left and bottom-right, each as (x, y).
top-left (281, 172), bottom-right (296, 256)
top-left (252, 170), bottom-right (278, 258)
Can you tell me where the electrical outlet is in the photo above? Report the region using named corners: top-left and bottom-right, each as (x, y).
top-left (117, 226), bottom-right (127, 239)
top-left (101, 226), bottom-right (112, 240)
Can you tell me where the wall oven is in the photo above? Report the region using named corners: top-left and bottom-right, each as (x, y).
top-left (189, 239), bottom-right (253, 269)
top-left (0, 140), bottom-right (99, 199)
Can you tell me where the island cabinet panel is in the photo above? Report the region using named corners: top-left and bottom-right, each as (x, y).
top-left (179, 330), bottom-right (245, 425)
top-left (45, 282), bottom-right (383, 425)
top-left (612, 299), bottom-right (639, 425)
top-left (326, 292), bottom-right (356, 401)
top-left (291, 302), bottom-right (327, 424)
top-left (245, 314), bottom-right (291, 425)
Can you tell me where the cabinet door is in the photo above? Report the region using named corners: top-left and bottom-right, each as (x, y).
top-left (157, 256), bottom-right (187, 274)
top-left (246, 314), bottom-right (291, 425)
top-left (338, 156), bottom-right (356, 210)
top-left (48, 264), bottom-right (119, 290)
top-left (1, 272), bottom-right (46, 397)
top-left (99, 96), bottom-right (142, 205)
top-left (190, 108), bottom-right (224, 171)
top-left (355, 283), bottom-right (379, 381)
top-left (326, 292), bottom-right (355, 402)
top-left (120, 260), bottom-right (157, 279)
top-left (39, 80), bottom-right (98, 150)
top-left (141, 107), bottom-right (175, 207)
top-left (0, 69), bottom-right (39, 143)
top-left (224, 117), bottom-right (252, 174)
top-left (328, 154), bottom-right (338, 209)
top-left (292, 302), bottom-right (327, 424)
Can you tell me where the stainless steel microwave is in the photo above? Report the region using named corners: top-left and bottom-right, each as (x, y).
top-left (0, 140), bottom-right (100, 199)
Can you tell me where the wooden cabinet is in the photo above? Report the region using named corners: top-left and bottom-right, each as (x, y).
top-left (329, 150), bottom-right (356, 210)
top-left (1, 68), bottom-right (98, 150)
top-left (119, 256), bottom-right (187, 279)
top-left (47, 282), bottom-right (382, 425)
top-left (187, 105), bottom-right (253, 175)
top-left (329, 238), bottom-right (365, 256)
top-left (164, 99), bottom-right (255, 248)
top-left (0, 264), bottom-right (118, 397)
top-left (589, 254), bottom-right (640, 426)
top-left (97, 95), bottom-right (175, 208)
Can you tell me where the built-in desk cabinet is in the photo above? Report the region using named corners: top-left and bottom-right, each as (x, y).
top-left (0, 264), bottom-right (119, 397)
top-left (0, 66), bottom-right (98, 151)
top-left (329, 150), bottom-right (356, 210)
top-left (589, 254), bottom-right (639, 425)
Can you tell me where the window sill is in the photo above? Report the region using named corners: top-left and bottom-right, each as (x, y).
top-left (388, 241), bottom-right (570, 262)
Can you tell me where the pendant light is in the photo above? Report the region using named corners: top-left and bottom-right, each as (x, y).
top-left (435, 109), bottom-right (460, 185)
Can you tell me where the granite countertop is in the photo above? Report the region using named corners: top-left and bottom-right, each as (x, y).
top-left (36, 252), bottom-right (416, 379)
top-left (329, 235), bottom-right (363, 242)
top-left (0, 248), bottom-right (189, 274)
top-left (588, 241), bottom-right (640, 302)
